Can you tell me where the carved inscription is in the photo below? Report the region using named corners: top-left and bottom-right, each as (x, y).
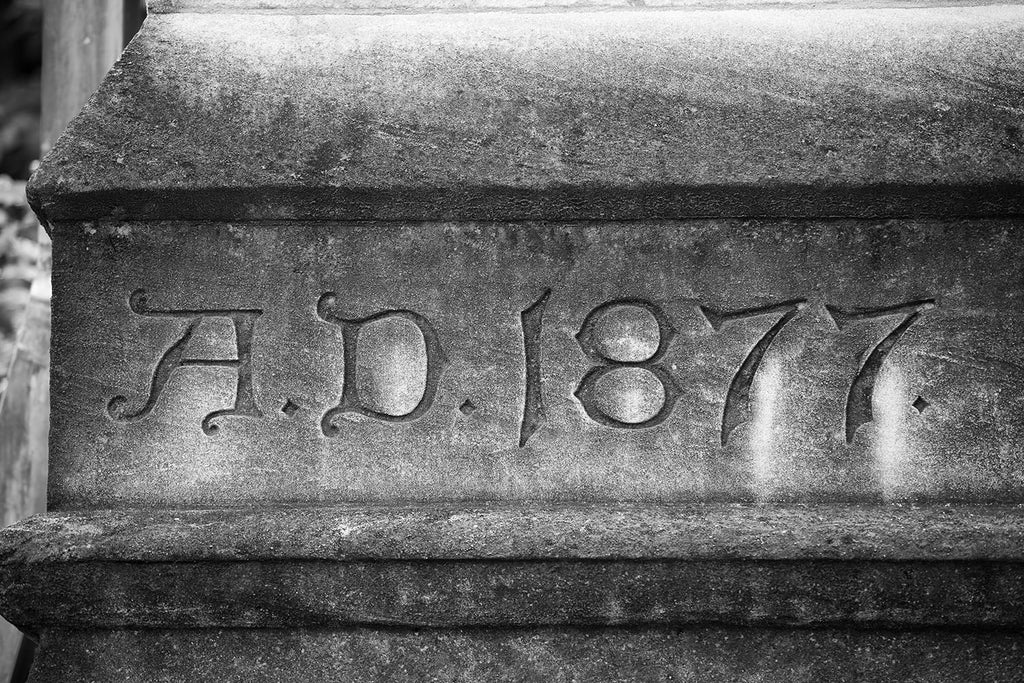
top-left (111, 290), bottom-right (938, 447)
top-left (107, 289), bottom-right (263, 434)
top-left (519, 289), bottom-right (551, 447)
top-left (317, 293), bottom-right (448, 436)
top-left (826, 299), bottom-right (936, 443)
top-left (701, 300), bottom-right (806, 446)
top-left (574, 300), bottom-right (682, 429)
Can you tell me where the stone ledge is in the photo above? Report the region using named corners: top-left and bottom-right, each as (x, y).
top-left (3, 556), bottom-right (1024, 629)
top-left (1, 506), bottom-right (1024, 630)
top-left (28, 7), bottom-right (1024, 224)
top-left (3, 505), bottom-right (1024, 562)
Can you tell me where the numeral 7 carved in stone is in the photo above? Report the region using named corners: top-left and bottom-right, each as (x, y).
top-left (826, 299), bottom-right (936, 443)
top-left (700, 300), bottom-right (806, 446)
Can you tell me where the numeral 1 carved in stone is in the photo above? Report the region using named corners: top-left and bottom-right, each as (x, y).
top-left (701, 300), bottom-right (806, 446)
top-left (106, 289), bottom-right (264, 435)
top-left (519, 289), bottom-right (551, 448)
top-left (574, 299), bottom-right (682, 429)
top-left (826, 298), bottom-right (936, 443)
top-left (317, 293), bottom-right (448, 436)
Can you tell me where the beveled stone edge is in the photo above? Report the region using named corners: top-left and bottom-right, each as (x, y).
top-left (4, 505), bottom-right (1024, 630)
top-left (4, 504), bottom-right (1024, 563)
top-left (147, 0), bottom-right (1024, 14)
top-left (26, 183), bottom-right (1024, 229)
top-left (5, 556), bottom-right (1024, 630)
top-left (28, 6), bottom-right (1024, 226)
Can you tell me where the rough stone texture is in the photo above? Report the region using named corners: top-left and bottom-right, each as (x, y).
top-left (12, 1), bottom-right (1024, 679)
top-left (27, 7), bottom-right (1024, 224)
top-left (9, 557), bottom-right (1024, 629)
top-left (3, 505), bottom-right (1024, 562)
top-left (4, 506), bottom-right (1024, 631)
top-left (45, 218), bottom-right (1024, 508)
top-left (25, 627), bottom-right (1024, 682)
top-left (9, 548), bottom-right (1024, 630)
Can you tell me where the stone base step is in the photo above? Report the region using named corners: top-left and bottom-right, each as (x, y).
top-left (3, 505), bottom-right (1024, 630)
top-left (25, 626), bottom-right (1024, 682)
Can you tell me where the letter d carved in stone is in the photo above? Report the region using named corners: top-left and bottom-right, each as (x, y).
top-left (317, 293), bottom-right (448, 436)
top-left (106, 289), bottom-right (264, 435)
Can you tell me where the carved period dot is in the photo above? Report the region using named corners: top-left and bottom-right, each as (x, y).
top-left (281, 399), bottom-right (300, 417)
top-left (591, 367), bottom-right (667, 425)
top-left (459, 399), bottom-right (477, 416)
top-left (588, 304), bottom-right (660, 363)
top-left (912, 395), bottom-right (930, 414)
top-left (353, 315), bottom-right (428, 418)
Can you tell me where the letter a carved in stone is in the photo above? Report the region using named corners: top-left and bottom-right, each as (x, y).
top-left (107, 289), bottom-right (264, 434)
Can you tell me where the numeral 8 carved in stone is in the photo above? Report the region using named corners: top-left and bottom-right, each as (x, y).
top-left (572, 299), bottom-right (683, 430)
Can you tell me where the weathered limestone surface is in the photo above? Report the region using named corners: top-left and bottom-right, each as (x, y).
top-left (25, 628), bottom-right (1024, 683)
top-left (8, 505), bottom-right (1024, 562)
top-left (4, 506), bottom-right (1024, 631)
top-left (42, 218), bottom-right (1024, 507)
top-left (7, 1), bottom-right (1024, 680)
top-left (29, 6), bottom-right (1024, 223)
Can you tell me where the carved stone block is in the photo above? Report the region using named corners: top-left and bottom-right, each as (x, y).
top-left (5, 1), bottom-right (1024, 680)
top-left (45, 218), bottom-right (1024, 508)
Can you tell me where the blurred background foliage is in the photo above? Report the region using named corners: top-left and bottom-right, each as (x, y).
top-left (1, 0), bottom-right (42, 182)
top-left (0, 4), bottom-right (44, 680)
top-left (0, 0), bottom-right (44, 393)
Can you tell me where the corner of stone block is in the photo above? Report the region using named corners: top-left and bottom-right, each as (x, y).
top-left (24, 165), bottom-right (56, 237)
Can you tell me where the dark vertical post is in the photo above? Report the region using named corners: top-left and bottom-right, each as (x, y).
top-left (123, 0), bottom-right (147, 48)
